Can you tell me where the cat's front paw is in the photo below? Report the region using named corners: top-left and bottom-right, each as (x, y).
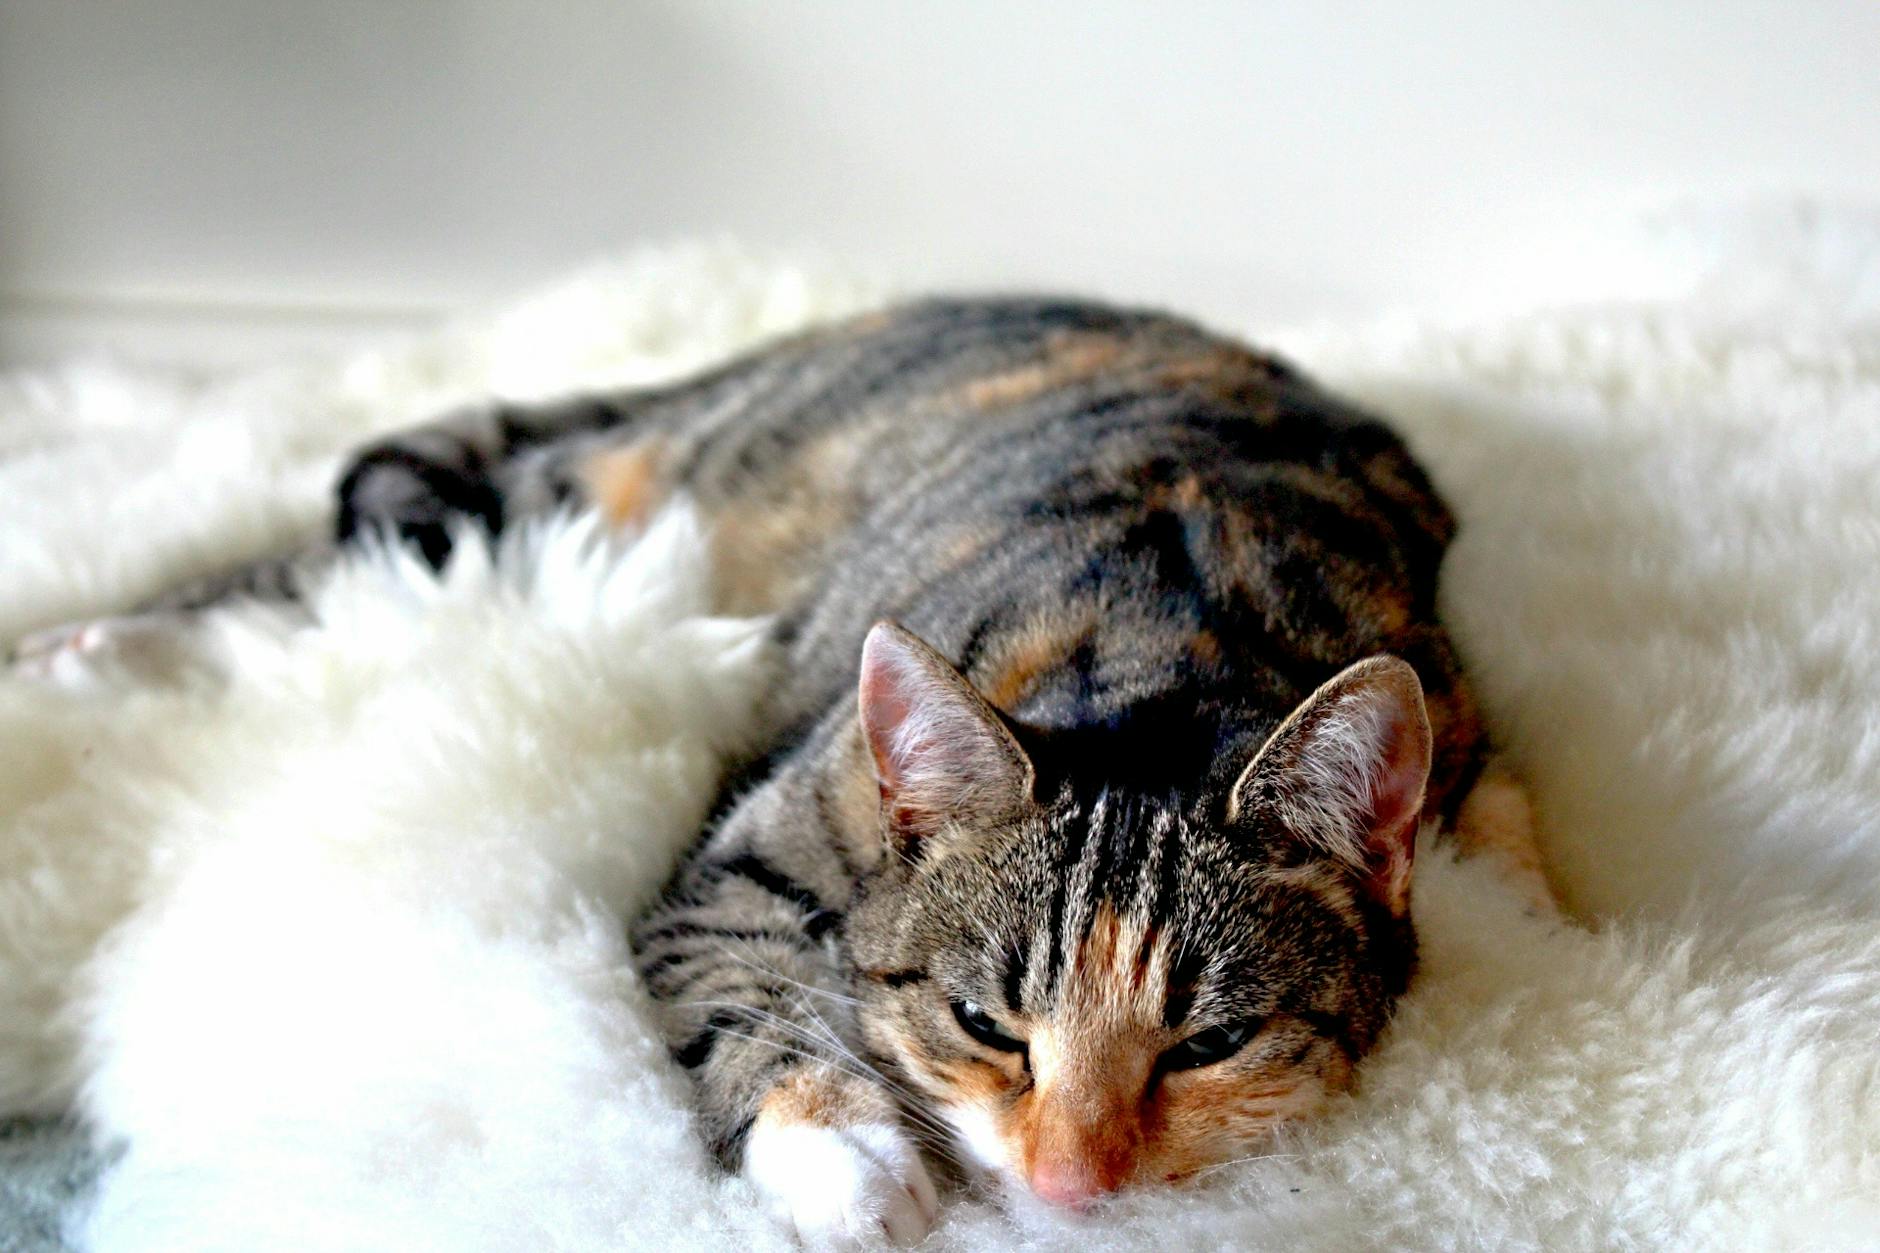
top-left (745, 1116), bottom-right (938, 1248)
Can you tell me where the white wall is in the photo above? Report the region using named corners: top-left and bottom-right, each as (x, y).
top-left (3, 0), bottom-right (1876, 366)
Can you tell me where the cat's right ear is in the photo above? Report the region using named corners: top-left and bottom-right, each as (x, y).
top-left (858, 621), bottom-right (1036, 857)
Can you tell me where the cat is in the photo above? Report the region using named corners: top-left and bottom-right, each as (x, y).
top-left (10, 297), bottom-right (1545, 1245)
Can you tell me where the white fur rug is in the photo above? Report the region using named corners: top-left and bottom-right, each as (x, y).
top-left (2, 235), bottom-right (1877, 1251)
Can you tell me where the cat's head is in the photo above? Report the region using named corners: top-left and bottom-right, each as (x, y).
top-left (844, 622), bottom-right (1428, 1207)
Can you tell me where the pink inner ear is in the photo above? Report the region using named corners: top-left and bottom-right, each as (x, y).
top-left (857, 637), bottom-right (917, 796)
top-left (856, 622), bottom-right (1033, 847)
top-left (859, 625), bottom-right (967, 805)
top-left (1359, 693), bottom-right (1427, 914)
top-left (858, 633), bottom-right (935, 838)
top-left (1346, 677), bottom-right (1428, 914)
top-left (1367, 692), bottom-right (1430, 841)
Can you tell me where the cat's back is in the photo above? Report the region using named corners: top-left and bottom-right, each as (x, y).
top-left (594, 296), bottom-right (1481, 809)
top-left (648, 295), bottom-right (1450, 611)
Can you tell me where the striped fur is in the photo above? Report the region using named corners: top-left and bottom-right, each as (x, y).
top-left (86, 297), bottom-right (1499, 1221)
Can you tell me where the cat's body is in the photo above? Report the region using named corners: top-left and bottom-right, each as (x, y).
top-left (14, 298), bottom-right (1541, 1245)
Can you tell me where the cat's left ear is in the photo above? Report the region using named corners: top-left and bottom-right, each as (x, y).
top-left (858, 621), bottom-right (1036, 857)
top-left (1227, 655), bottom-right (1431, 917)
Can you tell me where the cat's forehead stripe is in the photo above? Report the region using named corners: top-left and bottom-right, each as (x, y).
top-left (1038, 788), bottom-right (1110, 1000)
top-left (1142, 808), bottom-right (1180, 924)
top-left (1057, 902), bottom-right (1174, 1026)
top-left (1027, 789), bottom-right (1201, 1018)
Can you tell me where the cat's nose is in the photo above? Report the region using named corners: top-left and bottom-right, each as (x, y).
top-left (1028, 1156), bottom-right (1121, 1209)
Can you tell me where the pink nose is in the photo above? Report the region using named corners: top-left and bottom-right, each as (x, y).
top-left (1028, 1158), bottom-right (1117, 1209)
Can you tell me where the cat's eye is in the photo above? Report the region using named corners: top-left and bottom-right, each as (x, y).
top-left (1162, 1018), bottom-right (1260, 1071)
top-left (951, 1000), bottom-right (1027, 1054)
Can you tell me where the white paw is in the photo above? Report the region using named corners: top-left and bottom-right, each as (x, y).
top-left (745, 1119), bottom-right (939, 1248)
top-left (8, 614), bottom-right (216, 689)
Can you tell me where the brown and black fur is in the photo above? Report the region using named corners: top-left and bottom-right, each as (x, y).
top-left (91, 297), bottom-right (1497, 1197)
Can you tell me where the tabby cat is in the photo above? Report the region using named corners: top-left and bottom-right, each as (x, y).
top-left (13, 298), bottom-right (1543, 1245)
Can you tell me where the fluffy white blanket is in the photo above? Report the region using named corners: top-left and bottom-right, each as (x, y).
top-left (1, 235), bottom-right (1876, 1251)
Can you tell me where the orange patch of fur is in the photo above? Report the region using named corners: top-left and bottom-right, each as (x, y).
top-left (708, 494), bottom-right (844, 616)
top-left (1189, 628), bottom-right (1222, 668)
top-left (1363, 582), bottom-right (1414, 636)
top-left (1454, 766), bottom-right (1556, 911)
top-left (1150, 1047), bottom-right (1335, 1180)
top-left (931, 1058), bottom-right (1016, 1105)
top-left (1154, 348), bottom-right (1286, 414)
top-left (957, 333), bottom-right (1127, 409)
top-left (756, 1064), bottom-right (890, 1131)
top-left (577, 441), bottom-right (668, 529)
top-left (975, 609), bottom-right (1099, 711)
top-left (705, 426), bottom-right (869, 616)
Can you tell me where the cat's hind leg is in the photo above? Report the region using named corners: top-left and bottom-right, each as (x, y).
top-left (7, 546), bottom-right (326, 689)
top-left (9, 611), bottom-right (236, 689)
top-left (4, 402), bottom-right (505, 688)
top-left (9, 391), bottom-right (640, 689)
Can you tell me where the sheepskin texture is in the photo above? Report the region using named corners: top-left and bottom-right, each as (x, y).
top-left (2, 230), bottom-right (1878, 1251)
